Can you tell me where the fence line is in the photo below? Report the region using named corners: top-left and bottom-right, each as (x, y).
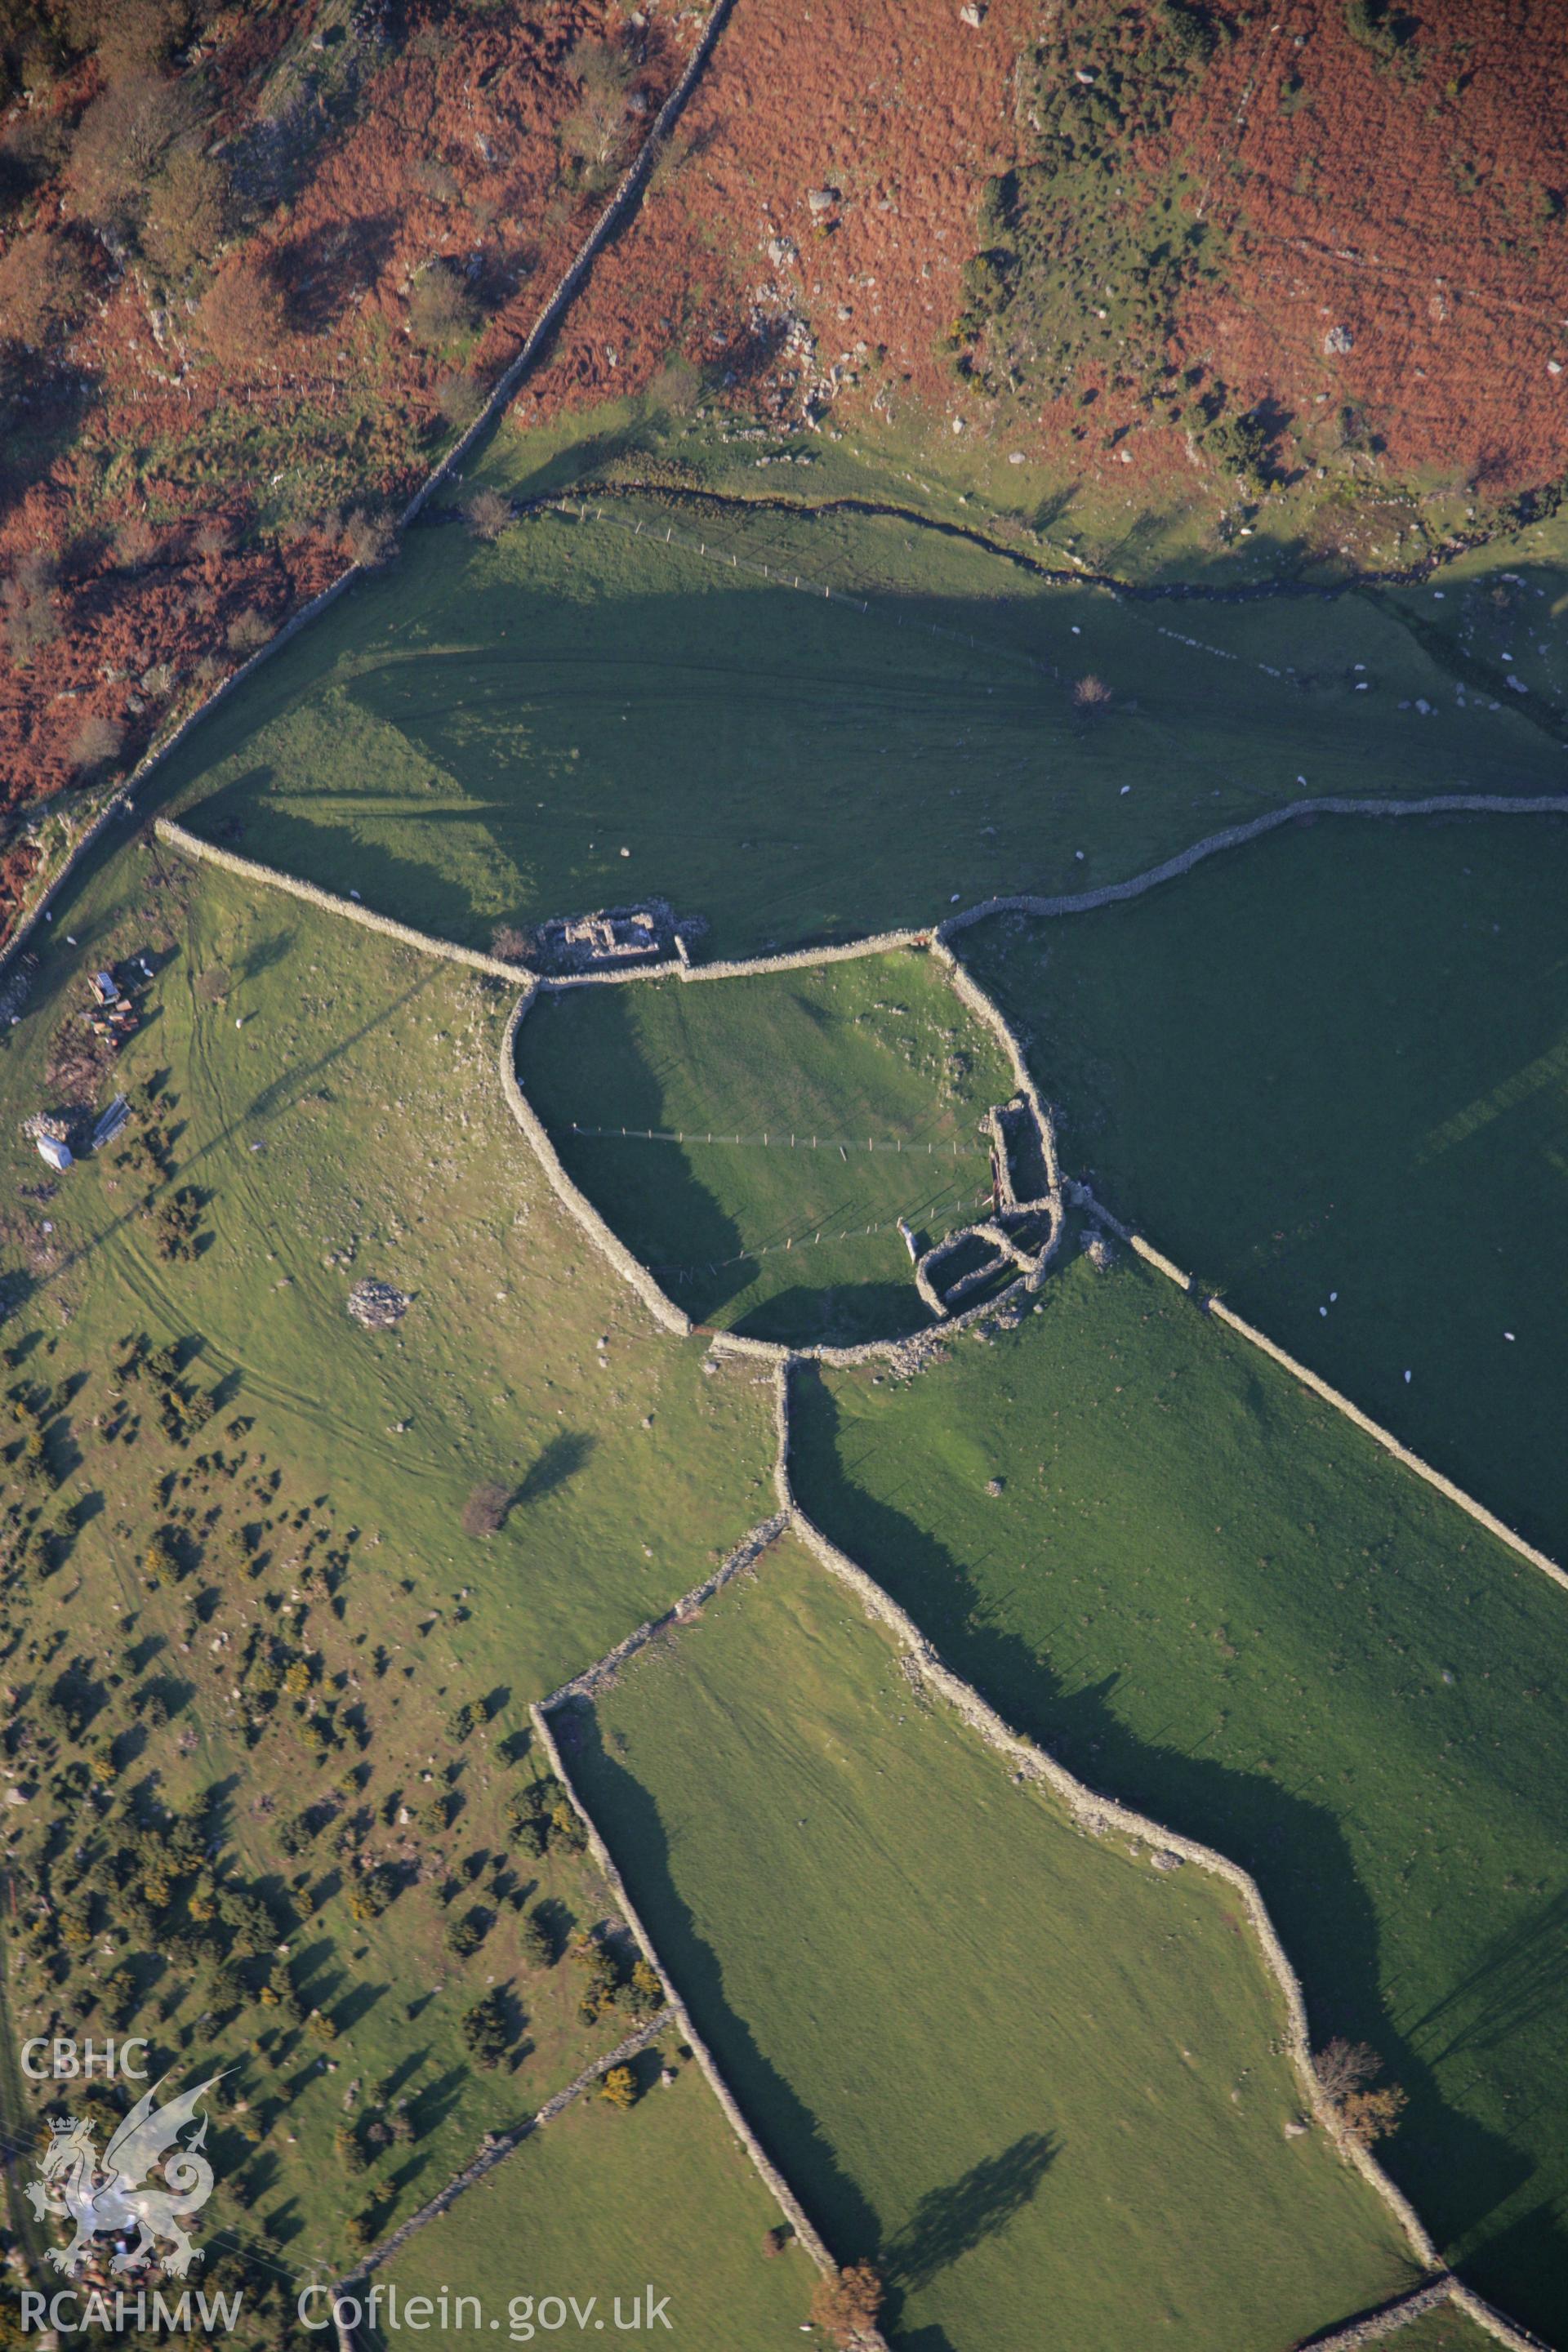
top-left (564, 1120), bottom-right (986, 1157)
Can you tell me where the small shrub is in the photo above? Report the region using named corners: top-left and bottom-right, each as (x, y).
top-left (2, 557), bottom-right (60, 663)
top-left (646, 353), bottom-right (701, 416)
top-left (519, 1908), bottom-right (556, 1968)
top-left (445, 1906), bottom-right (488, 1960)
top-left (598, 2064), bottom-right (636, 2111)
top-left (560, 36), bottom-right (636, 184)
top-left (460, 1987), bottom-right (512, 2067)
top-left (0, 229), bottom-right (90, 347)
top-left (1071, 674), bottom-right (1113, 717)
top-left (461, 1480), bottom-right (511, 1537)
top-left (65, 72), bottom-right (192, 229)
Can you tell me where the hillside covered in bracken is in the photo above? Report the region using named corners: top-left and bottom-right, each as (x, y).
top-left (530, 0), bottom-right (1568, 516)
top-left (0, 0), bottom-right (702, 931)
top-left (4, 0), bottom-right (1568, 938)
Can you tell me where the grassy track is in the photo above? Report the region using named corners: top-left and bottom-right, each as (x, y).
top-left (140, 471), bottom-right (1566, 961)
top-left (964, 813), bottom-right (1568, 1561)
top-left (366, 2062), bottom-right (813, 2352)
top-left (790, 1254), bottom-right (1568, 2340)
top-left (0, 853), bottom-right (778, 2271)
top-left (517, 950), bottom-right (1011, 1342)
top-left (566, 1530), bottom-right (1419, 2352)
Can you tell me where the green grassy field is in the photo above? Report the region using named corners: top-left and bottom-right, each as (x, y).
top-left (364, 2060), bottom-right (813, 2352)
top-left (517, 950), bottom-right (1011, 1343)
top-left (0, 849), bottom-right (780, 2280)
top-left (962, 812), bottom-right (1568, 1562)
top-left (565, 1529), bottom-right (1419, 2352)
top-left (791, 1252), bottom-right (1568, 2340)
top-left (134, 436), bottom-right (1566, 964)
top-left (1384, 2308), bottom-right (1511, 2352)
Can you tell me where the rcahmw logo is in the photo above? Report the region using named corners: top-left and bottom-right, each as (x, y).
top-left (25, 2069), bottom-right (225, 2279)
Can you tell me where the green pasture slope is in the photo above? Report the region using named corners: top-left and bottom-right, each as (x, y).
top-left (366, 2063), bottom-right (812, 2352)
top-left (0, 850), bottom-right (778, 2270)
top-left (565, 1530), bottom-right (1418, 2352)
top-left (790, 1253), bottom-right (1568, 2339)
top-left (517, 949), bottom-right (1010, 1343)
top-left (963, 812), bottom-right (1568, 1561)
top-left (0, 849), bottom-right (777, 1690)
top-left (145, 444), bottom-right (1566, 960)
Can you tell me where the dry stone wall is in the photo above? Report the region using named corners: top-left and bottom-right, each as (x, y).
top-left (528, 1701), bottom-right (876, 2327)
top-left (541, 1516), bottom-right (787, 1707)
top-left (935, 795), bottom-right (1568, 939)
top-left (775, 1458), bottom-right (1444, 2278)
top-left (0, 0), bottom-right (740, 989)
top-left (501, 991), bottom-right (693, 1338)
top-left (1116, 1229), bottom-right (1568, 1596)
top-left (335, 2009), bottom-right (674, 2292)
top-left (1303, 2278), bottom-right (1548, 2352)
top-left (156, 821), bottom-right (530, 978)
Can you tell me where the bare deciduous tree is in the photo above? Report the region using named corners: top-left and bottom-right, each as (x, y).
top-left (490, 924), bottom-right (532, 965)
top-left (1072, 672), bottom-right (1113, 716)
top-left (197, 261), bottom-right (287, 369)
top-left (2, 552), bottom-right (61, 664)
top-left (66, 72), bottom-right (192, 229)
top-left (436, 372), bottom-right (483, 432)
top-left (463, 488), bottom-right (511, 542)
top-left (408, 260), bottom-right (477, 351)
top-left (141, 145), bottom-right (229, 283)
top-left (560, 36), bottom-right (636, 182)
top-left (225, 606), bottom-right (270, 653)
top-left (69, 711), bottom-right (124, 774)
top-left (1312, 2038), bottom-right (1379, 2103)
top-left (341, 507), bottom-right (399, 569)
top-left (0, 229), bottom-right (91, 349)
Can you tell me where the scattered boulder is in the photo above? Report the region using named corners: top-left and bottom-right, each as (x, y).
top-left (347, 1278), bottom-right (411, 1330)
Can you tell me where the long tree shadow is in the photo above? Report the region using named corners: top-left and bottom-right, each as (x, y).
top-left (880, 2132), bottom-right (1058, 2309)
top-left (564, 1701), bottom-right (882, 2260)
top-left (786, 1365), bottom-right (1536, 2297)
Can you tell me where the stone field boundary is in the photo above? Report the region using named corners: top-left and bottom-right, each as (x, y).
top-left (143, 805), bottom-right (1568, 2347)
top-left (529, 1359), bottom-right (1548, 2352)
top-left (0, 0), bottom-right (741, 982)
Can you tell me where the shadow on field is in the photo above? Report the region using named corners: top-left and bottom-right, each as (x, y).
top-left (514, 1428), bottom-right (596, 1508)
top-left (564, 1704), bottom-right (882, 2261)
top-left (881, 2131), bottom-right (1058, 2311)
top-left (786, 1366), bottom-right (1539, 2303)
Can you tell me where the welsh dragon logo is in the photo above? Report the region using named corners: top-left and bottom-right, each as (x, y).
top-left (25, 2073), bottom-right (225, 2278)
